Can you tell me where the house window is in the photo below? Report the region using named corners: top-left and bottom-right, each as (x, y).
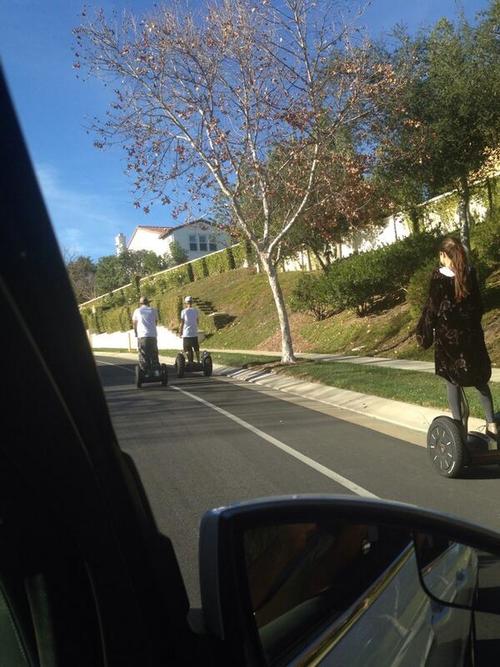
top-left (209, 235), bottom-right (217, 252)
top-left (189, 234), bottom-right (197, 251)
top-left (198, 234), bottom-right (207, 251)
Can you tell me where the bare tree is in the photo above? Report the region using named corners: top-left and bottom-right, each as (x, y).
top-left (75, 0), bottom-right (398, 361)
top-left (64, 252), bottom-right (97, 303)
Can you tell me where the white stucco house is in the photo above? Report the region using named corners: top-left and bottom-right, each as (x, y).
top-left (117, 219), bottom-right (232, 260)
top-left (281, 175), bottom-right (496, 272)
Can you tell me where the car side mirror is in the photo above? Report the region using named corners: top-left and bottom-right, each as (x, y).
top-left (199, 496), bottom-right (500, 666)
top-left (413, 530), bottom-right (500, 616)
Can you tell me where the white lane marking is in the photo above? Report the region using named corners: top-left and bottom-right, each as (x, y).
top-left (171, 385), bottom-right (378, 498)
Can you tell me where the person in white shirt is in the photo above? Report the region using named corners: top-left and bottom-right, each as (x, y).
top-left (180, 296), bottom-right (199, 364)
top-left (132, 296), bottom-right (159, 371)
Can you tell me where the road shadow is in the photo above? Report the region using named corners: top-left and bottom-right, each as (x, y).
top-left (96, 362), bottom-right (137, 386)
top-left (461, 465), bottom-right (500, 480)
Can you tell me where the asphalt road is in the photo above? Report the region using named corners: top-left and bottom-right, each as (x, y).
top-left (97, 355), bottom-right (500, 608)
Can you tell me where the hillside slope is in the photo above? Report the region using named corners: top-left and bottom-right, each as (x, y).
top-left (166, 267), bottom-right (500, 366)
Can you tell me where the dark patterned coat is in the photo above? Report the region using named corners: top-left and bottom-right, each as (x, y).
top-left (416, 266), bottom-right (491, 386)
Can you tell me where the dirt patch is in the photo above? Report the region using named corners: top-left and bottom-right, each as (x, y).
top-left (256, 312), bottom-right (317, 353)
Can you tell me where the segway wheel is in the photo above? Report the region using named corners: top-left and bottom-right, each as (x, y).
top-left (175, 353), bottom-right (185, 379)
top-left (427, 417), bottom-right (466, 478)
top-left (203, 354), bottom-right (213, 377)
top-left (135, 365), bottom-right (142, 389)
top-left (161, 363), bottom-right (168, 387)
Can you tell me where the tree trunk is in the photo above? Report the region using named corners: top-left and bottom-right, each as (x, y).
top-left (260, 253), bottom-right (296, 363)
top-left (458, 176), bottom-right (471, 253)
top-left (408, 207), bottom-right (421, 235)
top-left (310, 247), bottom-right (328, 273)
top-left (486, 177), bottom-right (494, 219)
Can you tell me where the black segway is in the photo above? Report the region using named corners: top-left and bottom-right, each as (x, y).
top-left (135, 343), bottom-right (168, 389)
top-left (135, 363), bottom-right (168, 388)
top-left (175, 350), bottom-right (213, 379)
top-left (427, 387), bottom-right (500, 478)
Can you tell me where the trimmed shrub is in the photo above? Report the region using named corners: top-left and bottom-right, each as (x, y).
top-left (149, 264), bottom-right (192, 289)
top-left (226, 246), bottom-right (236, 270)
top-left (101, 292), bottom-right (118, 310)
top-left (469, 250), bottom-right (490, 294)
top-left (205, 249), bottom-right (229, 274)
top-left (231, 243), bottom-right (247, 268)
top-left (99, 305), bottom-right (132, 333)
top-left (244, 240), bottom-right (258, 267)
top-left (290, 273), bottom-right (337, 320)
top-left (325, 232), bottom-right (439, 316)
top-left (185, 262), bottom-right (195, 283)
top-left (80, 307), bottom-right (96, 332)
top-left (406, 259), bottom-right (437, 319)
top-left (471, 214), bottom-right (500, 271)
top-left (124, 284), bottom-right (139, 304)
top-left (192, 257), bottom-right (206, 280)
top-left (159, 295), bottom-right (184, 331)
top-left (326, 254), bottom-right (386, 316)
top-left (140, 280), bottom-right (156, 299)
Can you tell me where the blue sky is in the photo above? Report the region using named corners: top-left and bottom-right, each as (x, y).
top-left (0, 0), bottom-right (490, 259)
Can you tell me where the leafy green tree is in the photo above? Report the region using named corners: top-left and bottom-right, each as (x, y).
top-left (95, 250), bottom-right (166, 294)
top-left (95, 255), bottom-right (128, 294)
top-left (164, 240), bottom-right (188, 268)
top-left (65, 255), bottom-right (96, 303)
top-left (376, 2), bottom-right (500, 248)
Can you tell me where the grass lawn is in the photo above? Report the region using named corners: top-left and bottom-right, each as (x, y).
top-left (274, 361), bottom-right (500, 420)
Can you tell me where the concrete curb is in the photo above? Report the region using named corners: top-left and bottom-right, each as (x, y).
top-left (95, 351), bottom-right (486, 434)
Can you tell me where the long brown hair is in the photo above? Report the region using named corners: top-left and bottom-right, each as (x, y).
top-left (440, 236), bottom-right (470, 301)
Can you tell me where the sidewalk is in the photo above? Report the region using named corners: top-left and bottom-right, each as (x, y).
top-left (206, 348), bottom-right (500, 382)
top-left (95, 350), bottom-right (489, 435)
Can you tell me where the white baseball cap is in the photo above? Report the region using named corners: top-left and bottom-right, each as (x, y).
top-left (184, 295), bottom-right (193, 303)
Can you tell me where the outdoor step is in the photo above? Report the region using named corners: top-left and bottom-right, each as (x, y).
top-left (191, 297), bottom-right (216, 314)
top-left (206, 312), bottom-right (235, 329)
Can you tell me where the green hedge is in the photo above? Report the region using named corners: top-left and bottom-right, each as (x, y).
top-left (231, 243), bottom-right (247, 268)
top-left (83, 304), bottom-right (133, 334)
top-left (471, 213), bottom-right (500, 271)
top-left (191, 257), bottom-right (205, 280)
top-left (406, 258), bottom-right (437, 319)
top-left (204, 249), bottom-right (229, 274)
top-left (291, 232), bottom-right (439, 317)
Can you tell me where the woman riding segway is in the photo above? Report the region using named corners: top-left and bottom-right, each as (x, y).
top-left (416, 236), bottom-right (498, 476)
